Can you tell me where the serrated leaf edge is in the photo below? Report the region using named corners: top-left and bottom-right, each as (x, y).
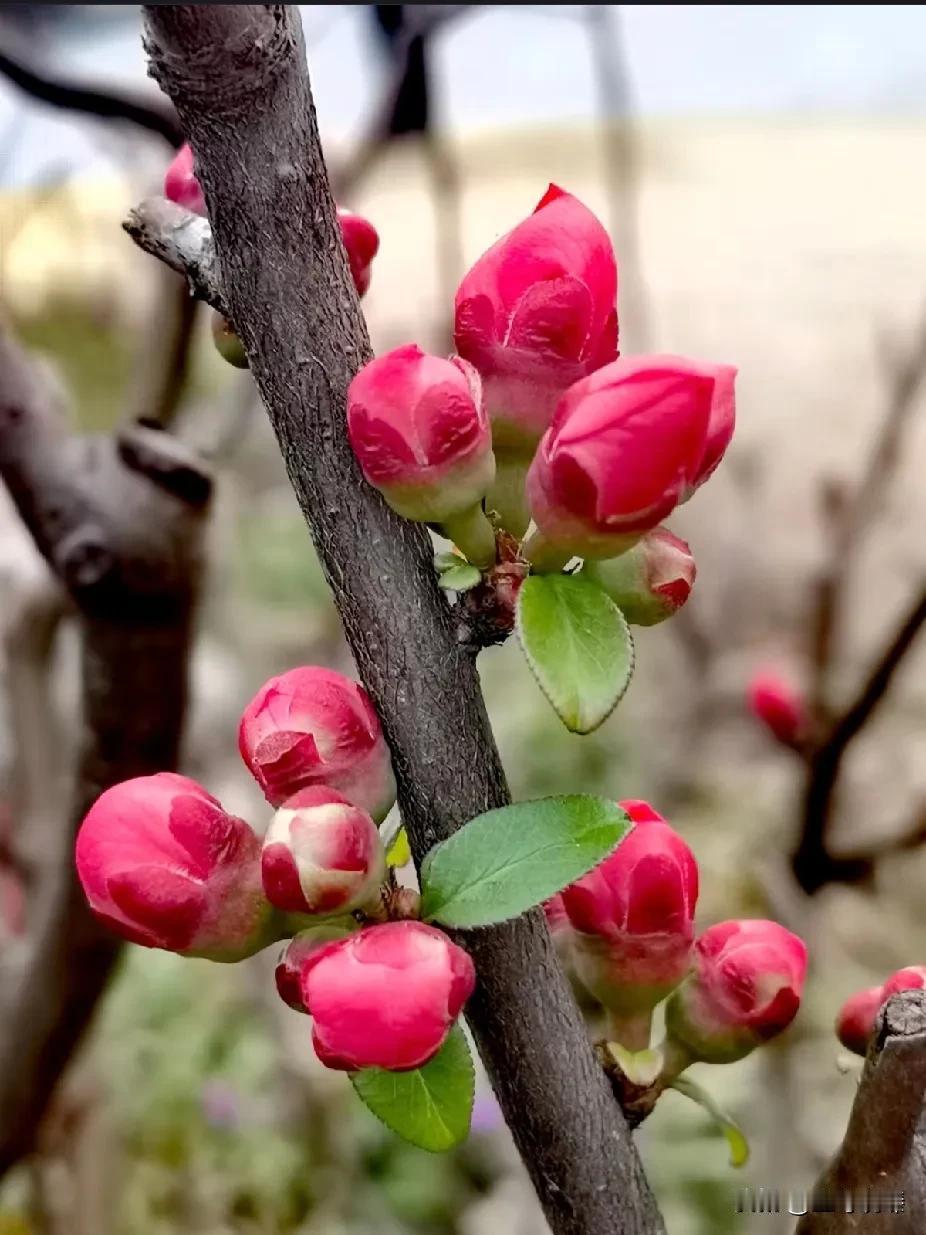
top-left (419, 795), bottom-right (631, 928)
top-left (349, 1024), bottom-right (475, 1153)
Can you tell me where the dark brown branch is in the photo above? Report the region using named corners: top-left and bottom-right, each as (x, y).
top-left (797, 990), bottom-right (926, 1233)
top-left (330, 5), bottom-right (469, 199)
top-left (793, 583), bottom-right (926, 893)
top-left (139, 8), bottom-right (663, 1234)
top-left (0, 328), bottom-right (211, 1172)
top-left (0, 42), bottom-right (183, 147)
top-left (809, 306), bottom-right (926, 716)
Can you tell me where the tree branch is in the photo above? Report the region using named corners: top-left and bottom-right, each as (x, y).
top-left (797, 990), bottom-right (926, 1233)
top-left (0, 40), bottom-right (183, 147)
top-left (138, 7), bottom-right (664, 1233)
top-left (809, 306), bottom-right (926, 716)
top-left (792, 583), bottom-right (926, 893)
top-left (0, 327), bottom-right (211, 1172)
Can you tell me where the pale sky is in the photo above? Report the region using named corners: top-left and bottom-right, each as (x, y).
top-left (2, 5), bottom-right (926, 188)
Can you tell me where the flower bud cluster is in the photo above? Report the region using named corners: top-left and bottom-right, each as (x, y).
top-left (76, 664), bottom-right (475, 1074)
top-left (557, 800), bottom-right (807, 1071)
top-left (343, 181), bottom-right (735, 627)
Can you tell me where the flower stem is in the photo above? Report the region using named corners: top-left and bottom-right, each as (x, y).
top-left (487, 452), bottom-right (532, 539)
top-left (655, 1036), bottom-right (694, 1084)
top-left (606, 1009), bottom-right (654, 1052)
top-left (439, 503), bottom-right (497, 570)
top-left (520, 528), bottom-right (572, 574)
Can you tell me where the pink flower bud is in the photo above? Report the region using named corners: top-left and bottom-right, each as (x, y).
top-left (835, 968), bottom-right (926, 1056)
top-left (275, 927), bottom-right (351, 1012)
top-left (835, 985), bottom-right (885, 1056)
top-left (543, 892), bottom-right (570, 938)
top-left (75, 773), bottom-right (275, 961)
top-left (164, 143), bottom-right (206, 215)
top-left (298, 921), bottom-right (476, 1071)
top-left (238, 667), bottom-right (396, 821)
top-left (347, 344), bottom-right (494, 525)
top-left (454, 184), bottom-right (618, 449)
top-left (560, 799), bottom-right (698, 1013)
top-left (585, 527), bottom-right (696, 626)
top-left (338, 208), bottom-right (380, 298)
top-left (882, 966), bottom-right (926, 999)
top-left (261, 786), bottom-right (385, 917)
top-left (163, 145), bottom-right (377, 297)
top-left (666, 919), bottom-right (807, 1063)
top-left (747, 669), bottom-right (807, 745)
top-left (526, 355), bottom-right (737, 561)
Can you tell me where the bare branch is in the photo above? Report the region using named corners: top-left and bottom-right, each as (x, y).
top-left (0, 41), bottom-right (182, 147)
top-left (809, 306), bottom-right (926, 714)
top-left (793, 583), bottom-right (926, 893)
top-left (138, 7), bottom-right (664, 1233)
top-left (0, 326), bottom-right (211, 1172)
top-left (797, 990), bottom-right (926, 1233)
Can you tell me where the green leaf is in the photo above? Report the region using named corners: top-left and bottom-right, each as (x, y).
top-left (420, 795), bottom-right (631, 928)
top-left (386, 827), bottom-right (411, 868)
top-left (516, 572), bottom-right (634, 734)
top-left (438, 563), bottom-right (481, 593)
top-left (671, 1076), bottom-right (751, 1168)
top-left (434, 550), bottom-right (463, 572)
top-left (350, 1024), bottom-right (474, 1152)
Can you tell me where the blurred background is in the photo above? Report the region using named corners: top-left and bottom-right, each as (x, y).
top-left (1, 5), bottom-right (925, 1234)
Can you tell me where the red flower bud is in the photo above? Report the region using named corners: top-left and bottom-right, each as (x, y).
top-left (560, 800), bottom-right (698, 1013)
top-left (338, 208), bottom-right (380, 298)
top-left (261, 787), bottom-right (385, 917)
top-left (526, 355), bottom-right (736, 561)
top-left (298, 921), bottom-right (476, 1071)
top-left (164, 143), bottom-right (206, 215)
top-left (347, 344), bottom-right (494, 525)
top-left (882, 966), bottom-right (926, 998)
top-left (75, 773), bottom-right (275, 961)
top-left (543, 892), bottom-right (570, 938)
top-left (835, 968), bottom-right (926, 1056)
top-left (163, 145), bottom-right (378, 297)
top-left (238, 667), bottom-right (396, 821)
top-left (454, 184), bottom-right (618, 449)
top-left (835, 985), bottom-right (885, 1056)
top-left (275, 927), bottom-right (352, 1012)
top-left (747, 669), bottom-right (807, 745)
top-left (585, 527), bottom-right (696, 626)
top-left (666, 919), bottom-right (807, 1063)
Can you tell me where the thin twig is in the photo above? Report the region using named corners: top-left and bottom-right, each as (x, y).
top-left (793, 583), bottom-right (926, 893)
top-left (809, 307), bottom-right (926, 716)
top-left (0, 42), bottom-right (182, 147)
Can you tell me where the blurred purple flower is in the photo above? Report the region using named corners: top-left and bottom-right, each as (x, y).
top-left (471, 1092), bottom-right (504, 1136)
top-left (200, 1079), bottom-right (240, 1131)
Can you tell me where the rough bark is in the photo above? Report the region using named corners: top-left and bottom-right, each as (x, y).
top-left (0, 329), bottom-right (211, 1172)
top-left (139, 8), bottom-right (664, 1234)
top-left (797, 991), bottom-right (926, 1234)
